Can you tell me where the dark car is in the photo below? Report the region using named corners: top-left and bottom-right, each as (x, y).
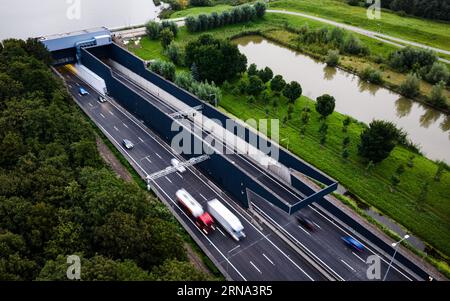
top-left (296, 215), bottom-right (315, 231)
top-left (341, 236), bottom-right (365, 252)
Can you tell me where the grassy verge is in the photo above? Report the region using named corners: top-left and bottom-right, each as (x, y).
top-left (268, 0), bottom-right (450, 52)
top-left (170, 4), bottom-right (233, 18)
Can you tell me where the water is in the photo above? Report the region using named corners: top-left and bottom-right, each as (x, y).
top-left (0, 0), bottom-right (159, 40)
top-left (234, 35), bottom-right (450, 163)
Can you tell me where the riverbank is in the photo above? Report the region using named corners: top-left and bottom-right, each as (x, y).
top-left (126, 17), bottom-right (450, 273)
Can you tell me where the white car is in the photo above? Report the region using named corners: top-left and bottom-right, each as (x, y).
top-left (98, 95), bottom-right (106, 103)
top-left (171, 158), bottom-right (186, 173)
top-left (122, 139), bottom-right (134, 150)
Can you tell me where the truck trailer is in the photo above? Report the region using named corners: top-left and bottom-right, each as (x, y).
top-left (207, 199), bottom-right (245, 241)
top-left (176, 189), bottom-right (214, 234)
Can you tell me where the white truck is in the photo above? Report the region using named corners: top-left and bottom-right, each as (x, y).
top-left (207, 199), bottom-right (245, 241)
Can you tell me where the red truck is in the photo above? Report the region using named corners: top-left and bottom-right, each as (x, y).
top-left (176, 189), bottom-right (214, 234)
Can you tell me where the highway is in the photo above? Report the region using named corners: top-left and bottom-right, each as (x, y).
top-left (59, 66), bottom-right (327, 281)
top-left (59, 62), bottom-right (420, 281)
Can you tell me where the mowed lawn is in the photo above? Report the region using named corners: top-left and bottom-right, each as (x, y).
top-left (269, 0), bottom-right (450, 52)
top-left (128, 19), bottom-right (450, 259)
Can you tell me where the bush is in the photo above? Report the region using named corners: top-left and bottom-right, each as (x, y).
top-left (246, 75), bottom-right (265, 96)
top-left (145, 21), bottom-right (161, 40)
top-left (164, 43), bottom-right (183, 65)
top-left (360, 67), bottom-right (383, 84)
top-left (174, 72), bottom-right (194, 90)
top-left (161, 21), bottom-right (178, 37)
top-left (189, 0), bottom-right (212, 7)
top-left (429, 81), bottom-right (448, 108)
top-left (342, 35), bottom-right (369, 56)
top-left (325, 50), bottom-right (340, 67)
top-left (388, 46), bottom-right (437, 72)
top-left (148, 60), bottom-right (176, 81)
top-left (247, 63), bottom-right (258, 76)
top-left (399, 73), bottom-right (421, 97)
top-left (425, 62), bottom-right (449, 84)
top-left (160, 28), bottom-right (174, 49)
top-left (257, 67), bottom-right (273, 83)
top-left (270, 75), bottom-right (286, 93)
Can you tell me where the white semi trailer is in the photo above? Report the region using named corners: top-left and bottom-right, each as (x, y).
top-left (207, 199), bottom-right (245, 241)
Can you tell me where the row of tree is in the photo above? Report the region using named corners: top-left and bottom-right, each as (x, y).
top-left (0, 39), bottom-right (210, 280)
top-left (185, 2), bottom-right (266, 32)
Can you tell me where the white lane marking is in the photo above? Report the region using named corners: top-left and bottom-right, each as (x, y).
top-left (263, 253), bottom-right (275, 266)
top-left (155, 153), bottom-right (162, 159)
top-left (298, 225), bottom-right (312, 236)
top-left (252, 202), bottom-right (342, 281)
top-left (177, 173), bottom-right (183, 179)
top-left (113, 126), bottom-right (119, 132)
top-left (313, 222), bottom-right (322, 229)
top-left (123, 123), bottom-right (129, 128)
top-left (106, 99), bottom-right (312, 280)
top-left (108, 110), bottom-right (114, 116)
top-left (138, 137), bottom-right (144, 143)
top-left (250, 261), bottom-right (262, 274)
top-left (229, 245), bottom-right (241, 253)
top-left (352, 252), bottom-right (365, 263)
top-left (146, 157), bottom-right (152, 164)
top-left (308, 205), bottom-right (413, 281)
top-left (199, 193), bottom-right (207, 201)
top-left (100, 113), bottom-right (106, 119)
top-left (151, 179), bottom-right (247, 281)
top-left (165, 176), bottom-right (172, 184)
top-left (93, 121), bottom-right (247, 281)
top-left (88, 102), bottom-right (93, 107)
top-left (217, 227), bottom-right (226, 237)
top-left (68, 84), bottom-right (72, 88)
top-left (341, 259), bottom-right (355, 272)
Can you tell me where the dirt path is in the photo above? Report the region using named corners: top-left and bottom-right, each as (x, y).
top-left (96, 136), bottom-right (133, 182)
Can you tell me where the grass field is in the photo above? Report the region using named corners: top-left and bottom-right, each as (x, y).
top-left (127, 15), bottom-right (450, 260)
top-left (269, 0), bottom-right (450, 52)
top-left (170, 4), bottom-right (233, 18)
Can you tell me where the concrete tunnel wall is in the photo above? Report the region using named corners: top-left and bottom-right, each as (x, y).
top-left (80, 45), bottom-right (431, 280)
top-left (80, 46), bottom-right (291, 213)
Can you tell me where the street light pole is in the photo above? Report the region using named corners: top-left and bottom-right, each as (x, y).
top-left (383, 234), bottom-right (409, 281)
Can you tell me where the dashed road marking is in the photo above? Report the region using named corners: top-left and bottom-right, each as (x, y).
top-left (165, 176), bottom-right (172, 184)
top-left (113, 126), bottom-right (119, 132)
top-left (341, 259), bottom-right (355, 272)
top-left (250, 261), bottom-right (262, 274)
top-left (100, 113), bottom-right (106, 119)
top-left (262, 253), bottom-right (275, 266)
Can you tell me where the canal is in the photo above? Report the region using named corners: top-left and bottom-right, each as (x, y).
top-left (234, 35), bottom-right (450, 163)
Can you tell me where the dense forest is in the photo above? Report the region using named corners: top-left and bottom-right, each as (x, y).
top-left (0, 39), bottom-right (211, 280)
top-left (349, 0), bottom-right (450, 22)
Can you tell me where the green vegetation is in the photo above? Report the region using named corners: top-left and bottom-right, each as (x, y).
top-left (128, 28), bottom-right (450, 264)
top-left (0, 39), bottom-right (212, 280)
top-left (185, 2), bottom-right (266, 33)
top-left (170, 4), bottom-right (233, 18)
top-left (268, 0), bottom-right (450, 52)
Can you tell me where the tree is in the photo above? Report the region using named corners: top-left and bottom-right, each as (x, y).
top-left (185, 16), bottom-right (198, 32)
top-left (283, 81), bottom-right (302, 103)
top-left (429, 81), bottom-right (448, 108)
top-left (257, 66), bottom-right (273, 83)
top-left (358, 120), bottom-right (401, 163)
top-left (315, 94), bottom-right (336, 119)
top-left (160, 28), bottom-right (174, 49)
top-left (270, 74), bottom-right (286, 94)
top-left (247, 63), bottom-right (258, 76)
top-left (254, 1), bottom-right (267, 18)
top-left (425, 62), bottom-right (449, 84)
top-left (246, 75), bottom-right (265, 96)
top-left (25, 38), bottom-right (52, 65)
top-left (145, 21), bottom-right (161, 39)
top-left (399, 73), bottom-right (420, 97)
top-left (190, 62), bottom-right (200, 81)
top-left (150, 259), bottom-right (211, 280)
top-left (164, 43), bottom-right (183, 65)
top-left (342, 34), bottom-right (368, 55)
top-left (161, 21), bottom-right (178, 37)
top-left (326, 50), bottom-right (340, 67)
top-left (185, 35), bottom-right (247, 84)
